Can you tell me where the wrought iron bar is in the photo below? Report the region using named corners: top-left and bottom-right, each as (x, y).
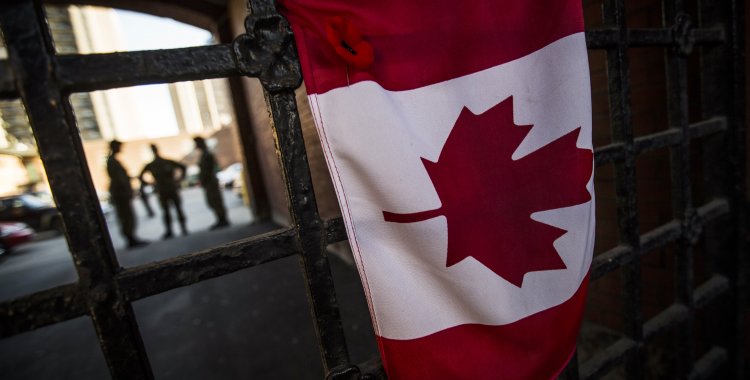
top-left (693, 275), bottom-right (731, 309)
top-left (591, 245), bottom-right (632, 280)
top-left (0, 1), bottom-right (153, 378)
top-left (580, 337), bottom-right (637, 380)
top-left (241, 0), bottom-right (353, 375)
top-left (642, 304), bottom-right (689, 341)
top-left (698, 0), bottom-right (746, 378)
top-left (592, 197), bottom-right (728, 281)
top-left (601, 1), bottom-right (645, 378)
top-left (585, 27), bottom-right (724, 49)
top-left (662, 2), bottom-right (696, 376)
top-left (324, 217), bottom-right (348, 244)
top-left (689, 347), bottom-right (728, 380)
top-left (56, 44), bottom-right (241, 93)
top-left (0, 283), bottom-right (85, 338)
top-left (594, 117), bottom-right (727, 167)
top-left (117, 227), bottom-right (298, 301)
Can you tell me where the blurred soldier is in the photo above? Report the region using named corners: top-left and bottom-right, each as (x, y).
top-left (106, 140), bottom-right (147, 249)
top-left (139, 144), bottom-right (188, 239)
top-left (194, 137), bottom-right (229, 229)
top-left (139, 180), bottom-right (155, 218)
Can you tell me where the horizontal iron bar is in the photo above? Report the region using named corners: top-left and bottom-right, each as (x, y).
top-left (688, 347), bottom-right (728, 380)
top-left (696, 198), bottom-right (730, 221)
top-left (687, 117), bottom-right (728, 138)
top-left (693, 274), bottom-right (730, 309)
top-left (642, 303), bottom-right (689, 341)
top-left (580, 337), bottom-right (637, 380)
top-left (582, 281), bottom-right (729, 379)
top-left (634, 117), bottom-right (728, 155)
top-left (586, 27), bottom-right (724, 49)
top-left (635, 277), bottom-right (728, 341)
top-left (691, 27), bottom-right (727, 45)
top-left (0, 27), bottom-right (727, 99)
top-left (639, 220), bottom-right (682, 253)
top-left (635, 129), bottom-right (690, 155)
top-left (594, 142), bottom-right (626, 167)
top-left (591, 245), bottom-right (632, 280)
top-left (56, 44), bottom-right (242, 93)
top-left (117, 227), bottom-right (298, 301)
top-left (590, 220), bottom-right (682, 280)
top-left (324, 217), bottom-right (347, 244)
top-left (0, 283), bottom-right (85, 338)
top-left (591, 198), bottom-right (729, 279)
top-left (595, 117), bottom-right (727, 167)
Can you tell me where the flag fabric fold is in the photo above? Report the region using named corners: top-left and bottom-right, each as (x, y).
top-left (278, 1), bottom-right (594, 378)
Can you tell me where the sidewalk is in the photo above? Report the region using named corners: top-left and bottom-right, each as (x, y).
top-left (0, 188), bottom-right (378, 379)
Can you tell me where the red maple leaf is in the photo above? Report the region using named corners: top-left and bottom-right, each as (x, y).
top-left (383, 96), bottom-right (593, 287)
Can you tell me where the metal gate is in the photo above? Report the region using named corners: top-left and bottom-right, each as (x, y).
top-left (0, 0), bottom-right (744, 379)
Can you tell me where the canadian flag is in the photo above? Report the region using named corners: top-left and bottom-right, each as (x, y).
top-left (278, 1), bottom-right (594, 378)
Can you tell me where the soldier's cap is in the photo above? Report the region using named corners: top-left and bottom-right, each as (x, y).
top-left (109, 140), bottom-right (122, 149)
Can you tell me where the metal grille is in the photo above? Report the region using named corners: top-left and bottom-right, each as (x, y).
top-left (0, 0), bottom-right (744, 379)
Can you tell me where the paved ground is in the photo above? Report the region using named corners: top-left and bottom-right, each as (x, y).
top-left (0, 188), bottom-right (377, 379)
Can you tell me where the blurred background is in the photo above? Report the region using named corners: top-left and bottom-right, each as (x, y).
top-left (0, 4), bottom-right (377, 379)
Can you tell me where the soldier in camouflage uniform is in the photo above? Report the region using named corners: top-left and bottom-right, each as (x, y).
top-left (106, 140), bottom-right (147, 249)
top-left (139, 144), bottom-right (188, 239)
top-left (194, 137), bottom-right (229, 229)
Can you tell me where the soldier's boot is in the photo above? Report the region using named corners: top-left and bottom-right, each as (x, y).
top-left (162, 207), bottom-right (173, 239)
top-left (179, 219), bottom-right (188, 236)
top-left (127, 236), bottom-right (148, 249)
top-left (210, 208), bottom-right (229, 230)
top-left (210, 219), bottom-right (230, 230)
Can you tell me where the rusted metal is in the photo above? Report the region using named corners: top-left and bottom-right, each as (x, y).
top-left (0, 1), bottom-right (153, 379)
top-left (241, 0), bottom-right (351, 374)
top-left (57, 45), bottom-right (242, 93)
top-left (116, 227), bottom-right (298, 301)
top-left (594, 117), bottom-right (727, 167)
top-left (600, 0), bottom-right (646, 378)
top-left (0, 283), bottom-right (85, 337)
top-left (585, 26), bottom-right (724, 49)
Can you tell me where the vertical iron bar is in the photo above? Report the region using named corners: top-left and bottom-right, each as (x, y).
top-left (266, 89), bottom-right (352, 374)
top-left (698, 0), bottom-right (746, 378)
top-left (662, 0), bottom-right (695, 378)
top-left (0, 1), bottom-right (153, 379)
top-left (243, 0), bottom-right (353, 374)
top-left (729, 2), bottom-right (747, 377)
top-left (602, 0), bottom-right (645, 378)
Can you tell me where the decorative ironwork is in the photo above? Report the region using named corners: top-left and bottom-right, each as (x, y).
top-left (233, 6), bottom-right (302, 91)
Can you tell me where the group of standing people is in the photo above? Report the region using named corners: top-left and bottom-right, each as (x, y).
top-left (106, 137), bottom-right (230, 248)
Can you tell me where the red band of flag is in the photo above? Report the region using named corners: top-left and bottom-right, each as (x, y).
top-left (278, 0), bottom-right (584, 94)
top-left (377, 276), bottom-right (588, 379)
